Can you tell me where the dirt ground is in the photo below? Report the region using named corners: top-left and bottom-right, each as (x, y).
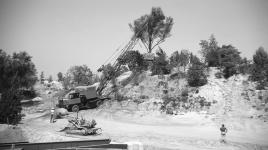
top-left (11, 107), bottom-right (267, 150)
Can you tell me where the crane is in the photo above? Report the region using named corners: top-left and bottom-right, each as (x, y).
top-left (96, 21), bottom-right (149, 96)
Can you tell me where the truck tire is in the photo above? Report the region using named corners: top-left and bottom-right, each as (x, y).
top-left (71, 105), bottom-right (79, 112)
top-left (96, 100), bottom-right (103, 108)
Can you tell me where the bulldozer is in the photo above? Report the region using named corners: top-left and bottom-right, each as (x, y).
top-left (60, 117), bottom-right (102, 136)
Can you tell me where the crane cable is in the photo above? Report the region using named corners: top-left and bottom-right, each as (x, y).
top-left (99, 20), bottom-right (148, 69)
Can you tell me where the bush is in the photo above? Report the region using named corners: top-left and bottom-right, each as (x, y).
top-left (181, 88), bottom-right (188, 97)
top-left (265, 97), bottom-right (268, 104)
top-left (256, 81), bottom-right (267, 90)
top-left (151, 48), bottom-right (171, 75)
top-left (117, 50), bottom-right (147, 72)
top-left (17, 88), bottom-right (37, 100)
top-left (139, 95), bottom-right (149, 99)
top-left (250, 47), bottom-right (268, 89)
top-left (157, 81), bottom-right (168, 88)
top-left (169, 71), bottom-right (187, 80)
top-left (0, 90), bottom-right (22, 124)
top-left (114, 93), bottom-right (129, 101)
top-left (187, 65), bottom-right (207, 87)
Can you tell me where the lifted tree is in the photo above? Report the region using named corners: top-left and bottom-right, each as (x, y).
top-left (129, 7), bottom-right (173, 53)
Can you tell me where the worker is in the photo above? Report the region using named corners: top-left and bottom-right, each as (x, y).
top-left (220, 124), bottom-right (228, 143)
top-left (50, 107), bottom-right (55, 123)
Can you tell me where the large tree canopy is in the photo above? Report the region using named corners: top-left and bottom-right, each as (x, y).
top-left (129, 7), bottom-right (173, 53)
top-left (219, 45), bottom-right (242, 78)
top-left (117, 50), bottom-right (146, 71)
top-left (0, 50), bottom-right (37, 92)
top-left (0, 50), bottom-right (37, 124)
top-left (66, 65), bottom-right (93, 86)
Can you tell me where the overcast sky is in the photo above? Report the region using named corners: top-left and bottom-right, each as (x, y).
top-left (1, 0), bottom-right (268, 79)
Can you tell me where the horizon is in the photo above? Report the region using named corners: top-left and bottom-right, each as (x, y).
top-left (1, 0), bottom-right (268, 79)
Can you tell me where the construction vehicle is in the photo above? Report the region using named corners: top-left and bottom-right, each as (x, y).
top-left (60, 117), bottom-right (102, 136)
top-left (57, 85), bottom-right (110, 112)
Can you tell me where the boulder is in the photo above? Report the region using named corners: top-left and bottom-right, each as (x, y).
top-left (55, 108), bottom-right (68, 118)
top-left (32, 97), bottom-right (42, 101)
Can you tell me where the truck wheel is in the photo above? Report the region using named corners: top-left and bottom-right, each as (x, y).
top-left (96, 100), bottom-right (103, 108)
top-left (72, 105), bottom-right (79, 112)
top-left (81, 128), bottom-right (88, 135)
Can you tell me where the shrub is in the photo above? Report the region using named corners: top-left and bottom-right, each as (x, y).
top-left (114, 93), bottom-right (129, 101)
top-left (17, 88), bottom-right (37, 100)
top-left (169, 71), bottom-right (187, 80)
top-left (256, 81), bottom-right (267, 90)
top-left (250, 47), bottom-right (268, 88)
top-left (265, 97), bottom-right (268, 104)
top-left (117, 50), bottom-right (147, 72)
top-left (139, 95), bottom-right (149, 99)
top-left (187, 65), bottom-right (207, 87)
top-left (181, 88), bottom-right (188, 97)
top-left (0, 90), bottom-right (22, 124)
top-left (157, 81), bottom-right (168, 88)
top-left (151, 48), bottom-right (171, 75)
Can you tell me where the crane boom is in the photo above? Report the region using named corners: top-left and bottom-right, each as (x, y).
top-left (96, 37), bottom-right (138, 95)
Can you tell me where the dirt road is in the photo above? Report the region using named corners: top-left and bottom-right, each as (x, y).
top-left (17, 107), bottom-right (268, 150)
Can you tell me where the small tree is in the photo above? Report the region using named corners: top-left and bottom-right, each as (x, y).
top-left (40, 71), bottom-right (45, 83)
top-left (130, 7), bottom-right (173, 53)
top-left (169, 50), bottom-right (190, 72)
top-left (169, 51), bottom-right (180, 68)
top-left (250, 47), bottom-right (268, 89)
top-left (199, 34), bottom-right (220, 67)
top-left (187, 55), bottom-right (207, 87)
top-left (238, 58), bottom-right (251, 75)
top-left (62, 73), bottom-right (72, 90)
top-left (97, 64), bottom-right (120, 95)
top-left (57, 72), bottom-right (63, 82)
top-left (151, 47), bottom-right (171, 75)
top-left (48, 75), bottom-right (53, 83)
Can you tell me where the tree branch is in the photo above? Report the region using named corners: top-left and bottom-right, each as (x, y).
top-left (151, 39), bottom-right (165, 51)
top-left (140, 40), bottom-right (149, 53)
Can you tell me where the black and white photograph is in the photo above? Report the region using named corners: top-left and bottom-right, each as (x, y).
top-left (0, 0), bottom-right (268, 149)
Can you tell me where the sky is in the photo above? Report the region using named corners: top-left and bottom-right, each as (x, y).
top-left (0, 0), bottom-right (268, 79)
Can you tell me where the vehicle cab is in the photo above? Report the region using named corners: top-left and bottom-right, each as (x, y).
top-left (58, 91), bottom-right (82, 110)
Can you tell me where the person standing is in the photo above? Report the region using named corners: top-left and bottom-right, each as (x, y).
top-left (50, 107), bottom-right (55, 123)
top-left (220, 124), bottom-right (228, 143)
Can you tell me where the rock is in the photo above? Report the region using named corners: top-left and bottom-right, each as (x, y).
top-left (56, 108), bottom-right (68, 117)
top-left (32, 97), bottom-right (42, 101)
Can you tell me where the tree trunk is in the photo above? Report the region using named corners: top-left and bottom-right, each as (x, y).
top-left (148, 37), bottom-right (152, 53)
